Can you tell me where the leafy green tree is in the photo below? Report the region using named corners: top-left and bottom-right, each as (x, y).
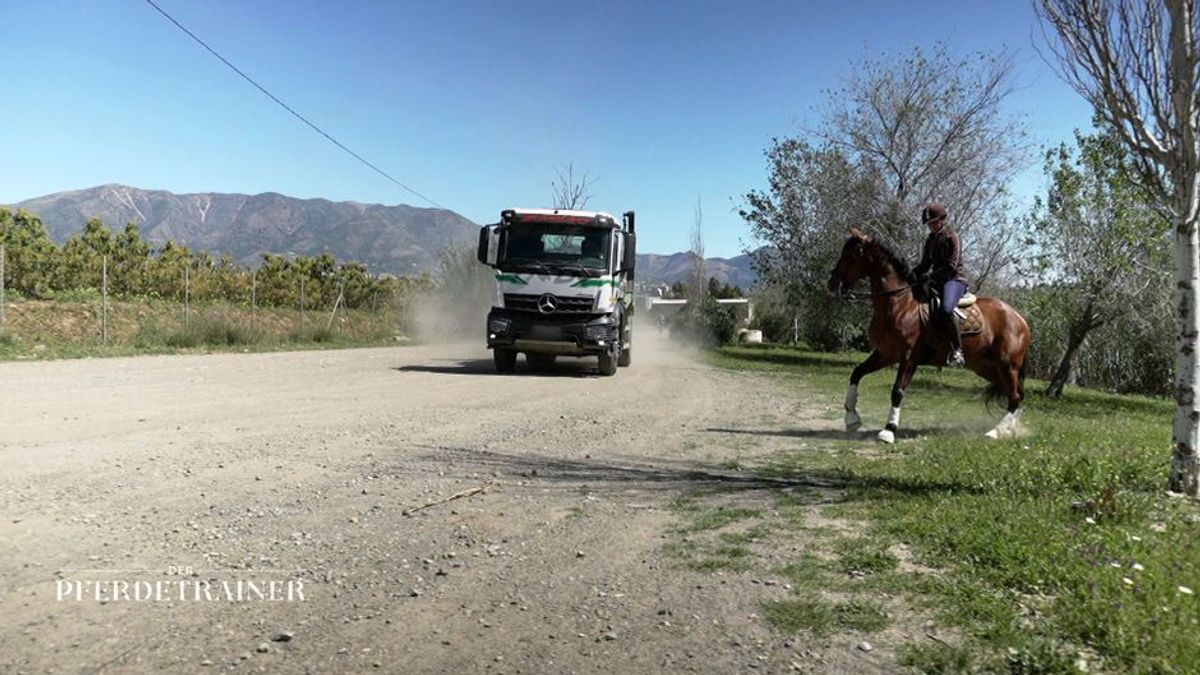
top-left (151, 240), bottom-right (193, 300)
top-left (740, 139), bottom-right (873, 350)
top-left (1023, 130), bottom-right (1170, 398)
top-left (58, 218), bottom-right (114, 290)
top-left (111, 222), bottom-right (152, 296)
top-left (0, 207), bottom-right (60, 298)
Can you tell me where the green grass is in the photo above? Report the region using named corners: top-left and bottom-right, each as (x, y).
top-left (712, 344), bottom-right (1200, 673)
top-left (763, 597), bottom-right (891, 636)
top-left (0, 297), bottom-right (405, 361)
top-left (674, 505), bottom-right (761, 533)
top-left (836, 540), bottom-right (900, 575)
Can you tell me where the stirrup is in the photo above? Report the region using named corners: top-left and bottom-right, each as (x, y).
top-left (947, 349), bottom-right (965, 367)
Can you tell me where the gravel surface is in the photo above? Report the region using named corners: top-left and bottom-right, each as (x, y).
top-left (0, 333), bottom-right (888, 673)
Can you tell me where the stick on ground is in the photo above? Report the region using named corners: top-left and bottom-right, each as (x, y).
top-left (403, 482), bottom-right (497, 516)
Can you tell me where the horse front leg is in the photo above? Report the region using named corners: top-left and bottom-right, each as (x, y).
top-left (845, 350), bottom-right (886, 431)
top-left (877, 357), bottom-right (918, 444)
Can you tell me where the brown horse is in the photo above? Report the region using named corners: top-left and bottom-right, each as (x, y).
top-left (826, 228), bottom-right (1031, 442)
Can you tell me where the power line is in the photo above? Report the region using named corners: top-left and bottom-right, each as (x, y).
top-left (144, 0), bottom-right (447, 210)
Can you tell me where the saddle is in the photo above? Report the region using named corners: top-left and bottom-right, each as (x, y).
top-left (919, 293), bottom-right (984, 335)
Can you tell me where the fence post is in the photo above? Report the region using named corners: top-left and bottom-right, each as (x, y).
top-left (184, 265), bottom-right (190, 331)
top-left (251, 271), bottom-right (257, 330)
top-left (0, 243), bottom-right (6, 337)
top-left (326, 280), bottom-right (345, 331)
top-left (102, 255), bottom-right (108, 346)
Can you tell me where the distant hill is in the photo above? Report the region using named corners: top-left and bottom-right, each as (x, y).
top-left (10, 184), bottom-right (758, 283)
top-left (13, 184), bottom-right (478, 274)
top-left (635, 250), bottom-right (757, 288)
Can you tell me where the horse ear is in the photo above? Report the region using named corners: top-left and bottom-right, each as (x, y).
top-left (848, 226), bottom-right (864, 239)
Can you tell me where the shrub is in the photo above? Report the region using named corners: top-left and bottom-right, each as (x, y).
top-left (166, 316), bottom-right (261, 348)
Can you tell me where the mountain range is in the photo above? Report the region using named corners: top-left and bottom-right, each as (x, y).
top-left (9, 184), bottom-right (757, 285)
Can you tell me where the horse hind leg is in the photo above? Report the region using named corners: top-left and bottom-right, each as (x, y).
top-left (878, 358), bottom-right (917, 444)
top-left (985, 363), bottom-right (1024, 440)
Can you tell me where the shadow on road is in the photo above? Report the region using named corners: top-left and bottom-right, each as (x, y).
top-left (393, 359), bottom-right (601, 378)
top-left (704, 426), bottom-right (940, 442)
top-left (408, 445), bottom-right (979, 497)
top-left (416, 445), bottom-right (838, 489)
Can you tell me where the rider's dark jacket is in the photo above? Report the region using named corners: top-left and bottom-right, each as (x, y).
top-left (913, 227), bottom-right (966, 285)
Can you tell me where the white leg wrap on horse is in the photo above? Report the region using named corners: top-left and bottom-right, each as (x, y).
top-left (886, 407), bottom-right (901, 428)
top-left (986, 412), bottom-right (1017, 439)
top-left (844, 384), bottom-right (862, 430)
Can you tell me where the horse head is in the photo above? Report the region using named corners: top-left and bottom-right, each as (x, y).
top-left (827, 227), bottom-right (872, 294)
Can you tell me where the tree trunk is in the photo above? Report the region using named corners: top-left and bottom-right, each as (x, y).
top-left (1046, 314), bottom-right (1093, 399)
top-left (1167, 0), bottom-right (1200, 497)
top-left (1171, 213), bottom-right (1200, 496)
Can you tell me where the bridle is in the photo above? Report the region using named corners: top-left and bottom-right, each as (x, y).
top-left (829, 236), bottom-right (913, 301)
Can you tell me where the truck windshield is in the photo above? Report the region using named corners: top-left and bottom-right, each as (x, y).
top-left (500, 224), bottom-right (611, 272)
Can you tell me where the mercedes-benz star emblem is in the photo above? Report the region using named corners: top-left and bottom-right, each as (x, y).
top-left (537, 294), bottom-right (558, 314)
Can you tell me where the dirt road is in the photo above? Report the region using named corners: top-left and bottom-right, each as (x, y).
top-left (0, 334), bottom-right (889, 673)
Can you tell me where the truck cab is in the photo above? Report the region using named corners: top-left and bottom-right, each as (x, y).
top-left (477, 208), bottom-right (636, 375)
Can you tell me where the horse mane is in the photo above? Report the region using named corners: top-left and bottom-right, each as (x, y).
top-left (865, 238), bottom-right (914, 283)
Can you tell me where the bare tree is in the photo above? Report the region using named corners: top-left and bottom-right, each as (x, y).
top-left (551, 163), bottom-right (597, 210)
top-left (1037, 0), bottom-right (1200, 496)
top-left (819, 44), bottom-right (1027, 268)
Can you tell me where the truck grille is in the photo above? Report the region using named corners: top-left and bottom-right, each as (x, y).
top-left (504, 293), bottom-right (594, 316)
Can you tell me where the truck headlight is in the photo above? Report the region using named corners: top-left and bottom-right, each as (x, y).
top-left (585, 324), bottom-right (615, 340)
top-left (489, 318), bottom-right (512, 334)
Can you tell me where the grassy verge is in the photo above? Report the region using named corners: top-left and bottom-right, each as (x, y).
top-left (0, 298), bottom-right (408, 361)
top-left (708, 344), bottom-right (1199, 673)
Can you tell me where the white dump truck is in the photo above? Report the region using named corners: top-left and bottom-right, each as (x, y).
top-left (476, 208), bottom-right (636, 375)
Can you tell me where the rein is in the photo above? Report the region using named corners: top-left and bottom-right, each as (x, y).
top-left (839, 285), bottom-right (912, 301)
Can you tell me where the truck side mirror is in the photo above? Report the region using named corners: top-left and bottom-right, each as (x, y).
top-left (477, 225), bottom-right (500, 266)
top-left (623, 233), bottom-right (636, 281)
top-left (477, 227), bottom-right (489, 264)
top-left (623, 211), bottom-right (636, 234)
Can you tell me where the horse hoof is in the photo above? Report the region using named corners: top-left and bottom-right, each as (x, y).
top-left (984, 429), bottom-right (1000, 440)
top-left (845, 414), bottom-right (862, 432)
top-left (876, 429), bottom-right (895, 444)
top-left (846, 422), bottom-right (862, 432)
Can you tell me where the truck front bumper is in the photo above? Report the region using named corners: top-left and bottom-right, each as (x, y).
top-left (486, 309), bottom-right (619, 356)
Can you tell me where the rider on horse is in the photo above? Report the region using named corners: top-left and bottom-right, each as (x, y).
top-left (912, 203), bottom-right (967, 367)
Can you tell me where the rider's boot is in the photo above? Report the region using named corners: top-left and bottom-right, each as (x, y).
top-left (944, 312), bottom-right (965, 367)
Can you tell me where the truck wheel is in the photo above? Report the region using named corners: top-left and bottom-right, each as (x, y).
top-left (598, 352), bottom-right (618, 376)
top-left (493, 348), bottom-right (517, 373)
top-left (618, 331), bottom-right (632, 367)
top-left (527, 353), bottom-right (556, 371)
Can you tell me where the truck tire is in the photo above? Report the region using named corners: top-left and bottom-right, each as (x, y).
top-left (527, 353), bottom-right (556, 372)
top-left (493, 348), bottom-right (517, 373)
top-left (618, 330), bottom-right (632, 367)
top-left (598, 352), bottom-right (618, 376)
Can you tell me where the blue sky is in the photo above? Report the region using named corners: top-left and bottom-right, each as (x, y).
top-left (0, 0), bottom-right (1093, 258)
